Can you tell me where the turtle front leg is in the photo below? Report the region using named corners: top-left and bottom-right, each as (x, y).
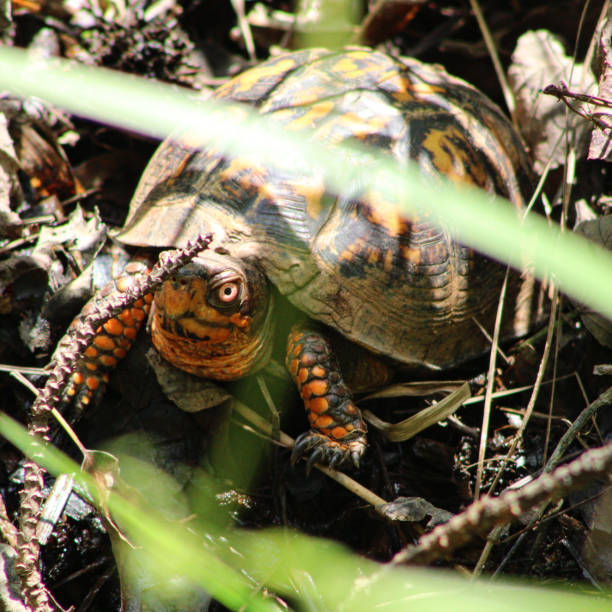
top-left (286, 326), bottom-right (367, 470)
top-left (58, 261), bottom-right (152, 415)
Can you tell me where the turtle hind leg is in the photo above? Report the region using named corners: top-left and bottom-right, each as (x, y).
top-left (285, 326), bottom-right (367, 471)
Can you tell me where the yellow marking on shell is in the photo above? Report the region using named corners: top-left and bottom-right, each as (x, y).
top-left (379, 68), bottom-right (400, 82)
top-left (165, 150), bottom-right (198, 188)
top-left (215, 58), bottom-right (298, 97)
top-left (363, 191), bottom-right (411, 236)
top-left (220, 157), bottom-right (267, 197)
top-left (296, 178), bottom-right (325, 221)
top-left (339, 236), bottom-right (366, 262)
top-left (336, 112), bottom-right (390, 138)
top-left (401, 246), bottom-right (422, 265)
top-left (383, 75), bottom-right (417, 103)
top-left (282, 84), bottom-right (328, 107)
top-left (367, 249), bottom-right (380, 264)
top-left (383, 249), bottom-right (394, 272)
top-left (389, 75), bottom-right (444, 103)
top-left (287, 100), bottom-right (335, 131)
top-left (423, 125), bottom-right (488, 186)
top-left (332, 52), bottom-right (378, 79)
top-left (409, 82), bottom-right (445, 95)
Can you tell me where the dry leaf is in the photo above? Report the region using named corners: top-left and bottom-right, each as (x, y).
top-left (378, 496), bottom-right (453, 526)
top-left (0, 112), bottom-right (22, 235)
top-left (508, 29), bottom-right (596, 172)
top-left (362, 381), bottom-right (470, 442)
top-left (574, 216), bottom-right (612, 347)
top-left (147, 348), bottom-right (232, 412)
top-left (589, 7), bottom-right (612, 161)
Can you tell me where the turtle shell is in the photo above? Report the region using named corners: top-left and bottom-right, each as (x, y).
top-left (117, 47), bottom-right (536, 370)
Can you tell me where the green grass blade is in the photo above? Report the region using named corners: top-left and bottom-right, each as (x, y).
top-left (0, 47), bottom-right (610, 325)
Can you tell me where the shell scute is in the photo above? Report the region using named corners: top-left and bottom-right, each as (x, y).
top-left (118, 47), bottom-right (536, 369)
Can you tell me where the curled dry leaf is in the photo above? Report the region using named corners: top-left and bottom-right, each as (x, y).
top-left (579, 486), bottom-right (612, 583)
top-left (508, 29), bottom-right (596, 172)
top-left (362, 381), bottom-right (470, 442)
top-left (574, 216), bottom-right (612, 347)
top-left (146, 348), bottom-right (232, 413)
top-left (378, 496), bottom-right (453, 526)
top-left (0, 112), bottom-right (22, 235)
top-left (35, 206), bottom-right (108, 320)
top-left (589, 8), bottom-right (612, 161)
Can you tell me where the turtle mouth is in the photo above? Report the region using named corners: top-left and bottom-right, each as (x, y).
top-left (157, 313), bottom-right (233, 344)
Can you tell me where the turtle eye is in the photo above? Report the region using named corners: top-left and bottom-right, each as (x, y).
top-left (217, 281), bottom-right (240, 303)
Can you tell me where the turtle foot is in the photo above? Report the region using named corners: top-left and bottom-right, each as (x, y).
top-left (291, 430), bottom-right (366, 472)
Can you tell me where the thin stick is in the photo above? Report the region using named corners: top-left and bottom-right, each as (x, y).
top-left (468, 0), bottom-right (516, 119)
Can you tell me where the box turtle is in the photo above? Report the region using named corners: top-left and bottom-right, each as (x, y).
top-left (63, 47), bottom-right (537, 469)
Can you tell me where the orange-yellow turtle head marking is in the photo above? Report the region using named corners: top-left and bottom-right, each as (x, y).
top-left (150, 252), bottom-right (273, 380)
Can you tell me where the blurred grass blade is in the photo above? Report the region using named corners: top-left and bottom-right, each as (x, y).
top-left (0, 412), bottom-right (284, 612)
top-left (0, 47), bottom-right (611, 326)
top-left (1, 49), bottom-right (610, 318)
top-left (1, 412), bottom-right (610, 611)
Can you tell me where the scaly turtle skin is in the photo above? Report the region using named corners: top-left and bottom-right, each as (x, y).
top-left (63, 47), bottom-right (537, 469)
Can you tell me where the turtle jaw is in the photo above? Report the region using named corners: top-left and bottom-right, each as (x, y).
top-left (149, 255), bottom-right (274, 381)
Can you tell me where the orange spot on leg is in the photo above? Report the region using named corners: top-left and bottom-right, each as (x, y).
top-left (315, 415), bottom-right (334, 429)
top-left (289, 359), bottom-right (299, 377)
top-left (311, 365), bottom-right (326, 378)
top-left (307, 379), bottom-right (328, 396)
top-left (103, 318), bottom-right (123, 336)
top-left (94, 335), bottom-right (116, 351)
top-left (100, 355), bottom-right (118, 367)
top-left (86, 376), bottom-right (100, 391)
top-left (332, 426), bottom-right (350, 440)
top-left (309, 397), bottom-right (329, 414)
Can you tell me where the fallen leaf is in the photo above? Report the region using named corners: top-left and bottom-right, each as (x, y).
top-left (508, 29), bottom-right (596, 172)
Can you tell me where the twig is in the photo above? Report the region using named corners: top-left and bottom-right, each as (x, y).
top-left (474, 268), bottom-right (509, 500)
top-left (232, 400), bottom-right (389, 510)
top-left (15, 234), bottom-right (212, 611)
top-left (392, 438), bottom-right (612, 565)
top-left (468, 0), bottom-right (515, 119)
top-left (546, 385), bottom-right (612, 472)
top-left (471, 287), bottom-right (559, 575)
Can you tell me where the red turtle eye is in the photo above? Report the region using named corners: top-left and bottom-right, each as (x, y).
top-left (217, 282), bottom-right (239, 303)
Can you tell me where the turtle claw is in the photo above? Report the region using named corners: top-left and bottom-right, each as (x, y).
top-left (291, 430), bottom-right (366, 472)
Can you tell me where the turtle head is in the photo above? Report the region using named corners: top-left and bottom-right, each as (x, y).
top-left (149, 250), bottom-right (274, 381)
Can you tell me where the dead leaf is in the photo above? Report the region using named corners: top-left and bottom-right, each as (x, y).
top-left (589, 6), bottom-right (612, 161)
top-left (508, 29), bottom-right (596, 172)
top-left (147, 348), bottom-right (232, 412)
top-left (580, 486), bottom-right (612, 583)
top-left (362, 381), bottom-right (470, 442)
top-left (573, 216), bottom-right (612, 347)
top-left (378, 496), bottom-right (453, 526)
top-left (0, 111), bottom-right (22, 235)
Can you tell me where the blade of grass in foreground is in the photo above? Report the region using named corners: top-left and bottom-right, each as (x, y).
top-left (0, 47), bottom-right (610, 324)
top-left (0, 413), bottom-right (283, 612)
top-left (0, 412), bottom-right (609, 612)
